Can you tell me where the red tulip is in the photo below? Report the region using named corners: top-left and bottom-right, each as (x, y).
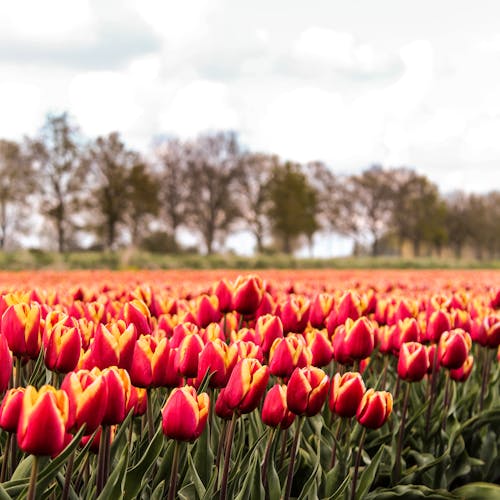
top-left (438, 329), bottom-right (472, 369)
top-left (196, 339), bottom-right (238, 388)
top-left (45, 323), bottom-right (82, 373)
top-left (309, 293), bottom-right (335, 329)
top-left (336, 291), bottom-right (362, 325)
top-left (161, 386), bottom-right (209, 441)
top-left (449, 355), bottom-right (474, 382)
top-left (261, 384), bottom-right (295, 429)
top-left (390, 318), bottom-right (420, 355)
top-left (269, 335), bottom-right (312, 378)
top-left (175, 333), bottom-right (204, 378)
top-left (0, 334), bottom-right (13, 393)
top-left (120, 299), bottom-right (152, 335)
top-left (333, 317), bottom-right (374, 364)
top-left (101, 367), bottom-right (133, 425)
top-left (224, 358), bottom-right (269, 414)
top-left (2, 303), bottom-right (41, 359)
top-left (329, 372), bottom-right (366, 418)
top-left (196, 295), bottom-right (222, 328)
top-left (233, 275), bottom-right (264, 315)
top-left (397, 342), bottom-right (429, 382)
top-left (17, 385), bottom-right (69, 456)
top-left (356, 389), bottom-right (393, 429)
top-left (425, 310), bottom-right (451, 343)
top-left (255, 314), bottom-right (283, 355)
top-left (286, 366), bottom-right (329, 416)
top-left (305, 329), bottom-right (333, 367)
top-left (0, 387), bottom-right (25, 432)
top-left (214, 279), bottom-right (234, 313)
top-left (280, 295), bottom-right (310, 334)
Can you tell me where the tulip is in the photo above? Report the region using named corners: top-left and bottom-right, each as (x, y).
top-left (2, 303), bottom-right (41, 360)
top-left (261, 384), bottom-right (295, 429)
top-left (224, 358), bottom-right (270, 414)
top-left (196, 294), bottom-right (222, 328)
top-left (390, 318), bottom-right (420, 355)
top-left (269, 335), bottom-right (312, 378)
top-left (336, 291), bottom-right (362, 325)
top-left (329, 372), bottom-right (366, 418)
top-left (175, 333), bottom-right (204, 378)
top-left (215, 388), bottom-right (234, 420)
top-left (106, 320), bottom-right (137, 371)
top-left (44, 323), bottom-right (82, 373)
top-left (120, 299), bottom-right (152, 335)
top-left (305, 329), bottom-right (333, 367)
top-left (255, 314), bottom-right (284, 355)
top-left (286, 366), bottom-right (329, 416)
top-left (474, 315), bottom-right (500, 348)
top-left (449, 355), bottom-right (474, 382)
top-left (333, 317), bottom-right (375, 365)
top-left (254, 291), bottom-right (275, 318)
top-left (17, 385), bottom-right (69, 456)
top-left (234, 340), bottom-right (264, 363)
top-left (201, 323), bottom-right (225, 343)
top-left (196, 339), bottom-right (238, 388)
top-left (82, 323), bottom-right (120, 370)
top-left (0, 387), bottom-right (25, 433)
top-left (0, 334), bottom-right (13, 393)
top-left (161, 386), bottom-right (210, 442)
top-left (61, 368), bottom-right (108, 434)
top-left (425, 309), bottom-right (451, 343)
top-left (169, 322), bottom-right (199, 348)
top-left (397, 342), bottom-right (429, 382)
top-left (81, 425), bottom-right (116, 454)
top-left (101, 367), bottom-right (133, 426)
top-left (214, 278), bottom-right (233, 313)
top-left (309, 293), bottom-right (335, 329)
top-left (129, 335), bottom-right (171, 388)
top-left (232, 275), bottom-right (264, 315)
top-left (280, 295), bottom-right (310, 334)
top-left (356, 389), bottom-right (393, 429)
top-left (438, 329), bottom-right (472, 369)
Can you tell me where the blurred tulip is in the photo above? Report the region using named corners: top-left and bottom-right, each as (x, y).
top-left (161, 386), bottom-right (209, 441)
top-left (224, 358), bottom-right (269, 414)
top-left (120, 299), bottom-right (152, 335)
top-left (175, 333), bottom-right (204, 378)
top-left (329, 372), bottom-right (365, 418)
top-left (280, 295), bottom-right (310, 334)
top-left (425, 310), bottom-right (451, 343)
top-left (196, 295), bottom-right (222, 328)
top-left (356, 389), bottom-right (393, 429)
top-left (233, 340), bottom-right (263, 363)
top-left (0, 387), bottom-right (25, 432)
top-left (438, 329), bottom-right (472, 369)
top-left (0, 334), bottom-right (13, 393)
top-left (2, 303), bottom-right (41, 359)
top-left (449, 355), bottom-right (474, 382)
top-left (286, 366), bottom-right (329, 416)
top-left (214, 279), bottom-right (233, 313)
top-left (336, 291), bottom-right (362, 325)
top-left (17, 385), bottom-right (69, 456)
top-left (233, 275), bottom-right (264, 315)
top-left (305, 329), bottom-right (333, 367)
top-left (196, 339), bottom-right (238, 388)
top-left (309, 294), bottom-right (335, 329)
top-left (45, 323), bottom-right (82, 373)
top-left (390, 318), bottom-right (420, 355)
top-left (269, 335), bottom-right (312, 378)
top-left (255, 314), bottom-right (284, 355)
top-left (170, 322), bottom-right (199, 348)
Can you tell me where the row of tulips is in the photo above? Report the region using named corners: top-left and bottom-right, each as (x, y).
top-left (0, 272), bottom-right (498, 499)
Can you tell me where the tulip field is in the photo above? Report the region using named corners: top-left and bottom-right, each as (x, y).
top-left (0, 269), bottom-right (499, 499)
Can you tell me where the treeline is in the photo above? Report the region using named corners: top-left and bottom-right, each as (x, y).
top-left (0, 112), bottom-right (499, 258)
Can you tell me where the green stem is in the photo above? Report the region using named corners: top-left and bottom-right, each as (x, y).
top-left (215, 420), bottom-right (227, 472)
top-left (350, 427), bottom-right (367, 500)
top-left (330, 417), bottom-right (343, 469)
top-left (479, 348), bottom-right (492, 411)
top-left (96, 425), bottom-right (110, 495)
top-left (220, 412), bottom-right (237, 500)
top-left (283, 415), bottom-right (304, 500)
top-left (147, 389), bottom-right (154, 442)
top-left (61, 450), bottom-right (75, 500)
top-left (442, 373), bottom-right (451, 431)
top-left (27, 455), bottom-right (39, 500)
top-left (261, 427), bottom-right (276, 497)
top-left (425, 344), bottom-right (440, 435)
top-left (278, 428), bottom-right (287, 470)
top-left (394, 382), bottom-right (411, 483)
top-left (15, 357), bottom-right (22, 387)
top-left (0, 432), bottom-right (11, 482)
top-left (167, 440), bottom-right (181, 500)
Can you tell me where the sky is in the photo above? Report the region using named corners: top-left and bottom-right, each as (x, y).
top-left (1, 0), bottom-right (499, 255)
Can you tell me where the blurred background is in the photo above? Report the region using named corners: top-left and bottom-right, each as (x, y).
top-left (0, 0), bottom-right (499, 267)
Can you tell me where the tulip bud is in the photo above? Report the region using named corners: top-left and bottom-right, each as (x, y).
top-left (397, 342), bottom-right (429, 382)
top-left (214, 279), bottom-right (234, 313)
top-left (233, 275), bottom-right (264, 315)
top-left (336, 291), bottom-right (362, 325)
top-left (286, 366), bottom-right (329, 416)
top-left (196, 295), bottom-right (222, 328)
top-left (82, 323), bottom-right (120, 370)
top-left (255, 314), bottom-right (283, 355)
top-left (309, 294), bottom-right (335, 329)
top-left (280, 295), bottom-right (310, 334)
top-left (0, 387), bottom-right (25, 432)
top-left (439, 329), bottom-right (472, 369)
top-left (170, 322), bottom-right (199, 348)
top-left (2, 303), bottom-right (41, 359)
top-left (175, 333), bottom-right (204, 378)
top-left (215, 388), bottom-right (233, 420)
top-left (101, 367), bottom-right (133, 425)
top-left (45, 323), bottom-right (82, 374)
top-left (233, 340), bottom-right (263, 363)
top-left (261, 384), bottom-right (295, 429)
top-left (425, 310), bottom-right (451, 343)
top-left (333, 317), bottom-right (374, 365)
top-left (390, 318), bottom-right (420, 355)
top-left (120, 299), bottom-right (152, 335)
top-left (269, 335), bottom-right (312, 378)
top-left (196, 339), bottom-right (238, 388)
top-left (61, 368), bottom-right (108, 434)
top-left (474, 315), bottom-right (500, 348)
top-left (329, 372), bottom-right (365, 418)
top-left (449, 355), bottom-right (474, 382)
top-left (356, 389), bottom-right (393, 429)
top-left (161, 386), bottom-right (209, 441)
top-left (0, 334), bottom-right (13, 393)
top-left (224, 358), bottom-right (270, 414)
top-left (17, 385), bottom-right (69, 456)
top-left (305, 329), bottom-right (333, 367)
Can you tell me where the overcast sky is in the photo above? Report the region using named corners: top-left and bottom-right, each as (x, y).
top-left (1, 0), bottom-right (499, 195)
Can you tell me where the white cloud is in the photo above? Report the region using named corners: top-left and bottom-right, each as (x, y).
top-left (159, 80), bottom-right (239, 138)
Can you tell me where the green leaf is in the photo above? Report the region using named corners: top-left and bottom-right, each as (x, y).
top-left (150, 480), bottom-right (165, 500)
top-left (325, 473), bottom-right (350, 500)
top-left (187, 451), bottom-right (206, 499)
top-left (453, 482), bottom-right (500, 500)
top-left (96, 447), bottom-right (128, 500)
top-left (193, 422), bottom-right (214, 486)
top-left (266, 457), bottom-right (281, 500)
top-left (365, 484), bottom-right (454, 499)
top-left (123, 426), bottom-right (163, 500)
top-left (200, 466), bottom-right (219, 500)
top-left (0, 484), bottom-right (11, 500)
top-left (355, 443), bottom-right (384, 500)
top-left (10, 456), bottom-right (35, 481)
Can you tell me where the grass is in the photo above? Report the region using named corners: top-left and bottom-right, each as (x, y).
top-left (0, 249), bottom-right (499, 271)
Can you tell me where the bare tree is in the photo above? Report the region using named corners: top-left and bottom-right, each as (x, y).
top-left (185, 132), bottom-right (243, 254)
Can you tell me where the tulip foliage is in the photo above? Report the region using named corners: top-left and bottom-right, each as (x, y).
top-left (0, 270), bottom-right (498, 499)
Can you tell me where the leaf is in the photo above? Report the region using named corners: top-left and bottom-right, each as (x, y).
top-left (452, 482), bottom-right (500, 500)
top-left (96, 448), bottom-right (128, 500)
top-left (123, 426), bottom-right (164, 500)
top-left (355, 444), bottom-right (384, 500)
top-left (365, 484), bottom-right (455, 499)
top-left (0, 484), bottom-right (11, 500)
top-left (266, 457), bottom-right (281, 500)
top-left (187, 451), bottom-right (206, 499)
top-left (150, 480), bottom-right (165, 500)
top-left (325, 473), bottom-right (350, 500)
top-left (193, 421), bottom-right (214, 486)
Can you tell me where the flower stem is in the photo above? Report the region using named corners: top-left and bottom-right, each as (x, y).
top-left (0, 432), bottom-right (11, 482)
top-left (425, 344), bottom-right (440, 434)
top-left (167, 440), bottom-right (181, 500)
top-left (61, 450), bottom-right (75, 500)
top-left (394, 382), bottom-right (411, 483)
top-left (15, 357), bottom-right (22, 387)
top-left (479, 348), bottom-right (492, 411)
top-left (283, 415), bottom-right (304, 500)
top-left (350, 427), bottom-right (367, 500)
top-left (330, 417), bottom-right (343, 469)
top-left (261, 427), bottom-right (276, 496)
top-left (27, 455), bottom-right (39, 500)
top-left (147, 388), bottom-right (154, 442)
top-left (220, 412), bottom-right (237, 500)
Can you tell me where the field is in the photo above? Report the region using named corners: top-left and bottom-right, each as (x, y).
top-left (0, 269), bottom-right (499, 499)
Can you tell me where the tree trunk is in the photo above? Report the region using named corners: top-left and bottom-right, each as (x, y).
top-left (412, 239), bottom-right (421, 257)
